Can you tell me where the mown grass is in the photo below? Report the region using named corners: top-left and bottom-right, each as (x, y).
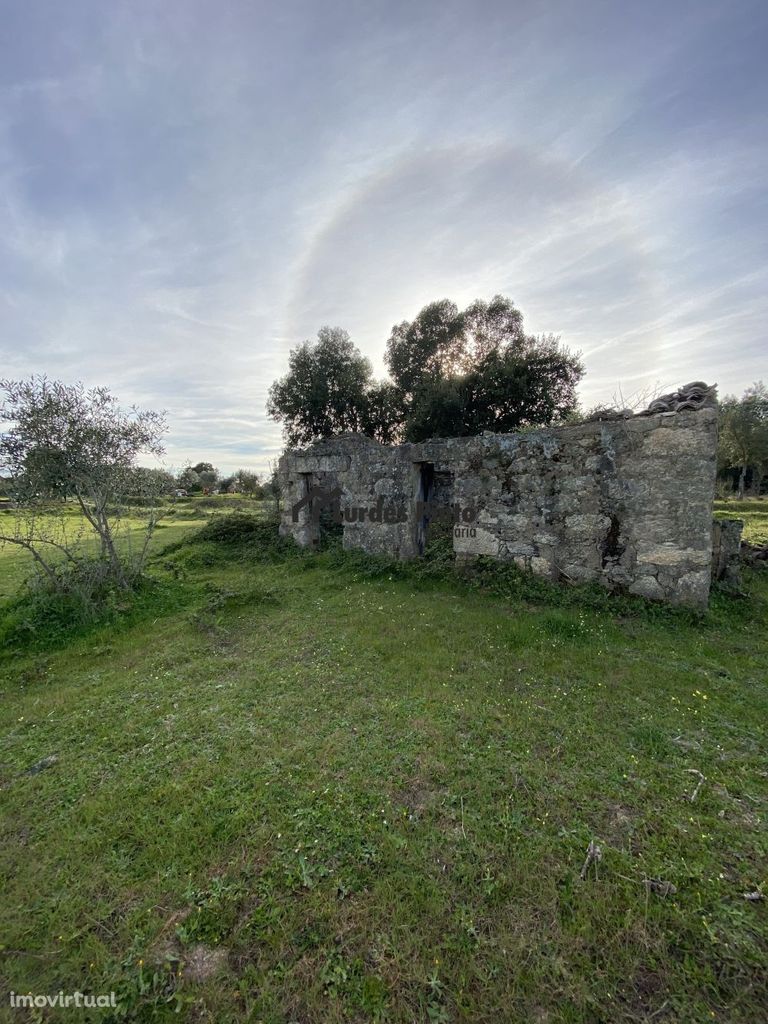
top-left (0, 513), bottom-right (766, 1023)
top-left (713, 497), bottom-right (768, 546)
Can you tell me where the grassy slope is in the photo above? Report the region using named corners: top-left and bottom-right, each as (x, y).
top-left (0, 516), bottom-right (766, 1023)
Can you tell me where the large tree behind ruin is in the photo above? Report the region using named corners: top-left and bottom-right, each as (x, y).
top-left (268, 296), bottom-right (582, 446)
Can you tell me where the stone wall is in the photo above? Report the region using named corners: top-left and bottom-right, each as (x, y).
top-left (711, 518), bottom-right (743, 589)
top-left (278, 406), bottom-right (720, 607)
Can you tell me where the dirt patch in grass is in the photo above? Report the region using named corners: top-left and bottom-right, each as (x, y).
top-left (390, 778), bottom-right (442, 819)
top-left (183, 944), bottom-right (230, 983)
top-left (619, 963), bottom-right (670, 1020)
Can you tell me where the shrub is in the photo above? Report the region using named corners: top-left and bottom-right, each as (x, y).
top-left (0, 559), bottom-right (176, 652)
top-left (195, 512), bottom-right (268, 545)
top-left (165, 512), bottom-right (298, 565)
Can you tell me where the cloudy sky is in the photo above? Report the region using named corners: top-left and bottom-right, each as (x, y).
top-left (1, 1), bottom-right (766, 473)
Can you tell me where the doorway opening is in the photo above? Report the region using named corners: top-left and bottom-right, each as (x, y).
top-left (297, 473), bottom-right (343, 549)
top-left (414, 462), bottom-right (454, 555)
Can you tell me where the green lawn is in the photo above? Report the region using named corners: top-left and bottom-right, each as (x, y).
top-left (713, 497), bottom-right (768, 546)
top-left (0, 518), bottom-right (766, 1023)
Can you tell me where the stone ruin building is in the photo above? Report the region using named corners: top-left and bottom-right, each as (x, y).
top-left (278, 382), bottom-right (742, 608)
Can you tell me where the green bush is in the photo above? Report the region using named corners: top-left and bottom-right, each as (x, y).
top-left (0, 561), bottom-right (180, 653)
top-left (195, 512), bottom-right (274, 545)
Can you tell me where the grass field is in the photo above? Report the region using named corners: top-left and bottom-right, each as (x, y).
top-left (0, 503), bottom-right (766, 1023)
top-left (713, 496), bottom-right (768, 546)
top-left (0, 516), bottom-right (205, 604)
top-left (0, 494), bottom-right (267, 602)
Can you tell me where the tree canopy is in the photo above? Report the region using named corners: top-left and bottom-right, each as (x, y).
top-left (0, 376), bottom-right (166, 505)
top-left (386, 296), bottom-right (583, 441)
top-left (718, 381), bottom-right (768, 497)
top-left (267, 296), bottom-right (583, 446)
top-left (267, 327), bottom-right (374, 447)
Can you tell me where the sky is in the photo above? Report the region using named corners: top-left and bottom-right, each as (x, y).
top-left (1, 0), bottom-right (766, 474)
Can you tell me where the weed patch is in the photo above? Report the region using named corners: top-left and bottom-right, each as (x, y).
top-left (0, 568), bottom-right (186, 655)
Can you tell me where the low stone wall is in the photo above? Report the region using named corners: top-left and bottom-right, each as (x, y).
top-left (278, 406), bottom-right (720, 607)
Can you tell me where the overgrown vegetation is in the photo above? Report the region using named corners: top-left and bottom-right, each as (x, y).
top-left (1, 503), bottom-right (766, 1022)
top-left (167, 508), bottom-right (761, 626)
top-left (714, 496), bottom-right (768, 547)
top-left (0, 567), bottom-right (183, 653)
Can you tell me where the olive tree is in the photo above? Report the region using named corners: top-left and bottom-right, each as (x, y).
top-left (267, 326), bottom-right (375, 445)
top-left (267, 298), bottom-right (581, 447)
top-left (0, 376), bottom-right (167, 591)
top-left (236, 469), bottom-right (261, 497)
top-left (719, 382), bottom-right (768, 498)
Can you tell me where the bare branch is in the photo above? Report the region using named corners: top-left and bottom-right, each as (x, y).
top-left (684, 769), bottom-right (706, 803)
top-left (579, 839), bottom-right (603, 881)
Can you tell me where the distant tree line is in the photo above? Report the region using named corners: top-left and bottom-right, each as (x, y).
top-left (717, 382), bottom-right (768, 498)
top-left (267, 296), bottom-right (584, 447)
top-left (17, 461), bottom-right (279, 504)
top-left (171, 462), bottom-right (278, 500)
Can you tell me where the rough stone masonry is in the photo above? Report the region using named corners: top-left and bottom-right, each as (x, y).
top-left (278, 383), bottom-right (740, 608)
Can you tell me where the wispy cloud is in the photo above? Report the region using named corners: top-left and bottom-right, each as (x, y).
top-left (1, 0), bottom-right (766, 471)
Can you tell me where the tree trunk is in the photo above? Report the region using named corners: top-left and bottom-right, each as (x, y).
top-left (99, 515), bottom-right (130, 590)
top-left (738, 464), bottom-right (747, 500)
